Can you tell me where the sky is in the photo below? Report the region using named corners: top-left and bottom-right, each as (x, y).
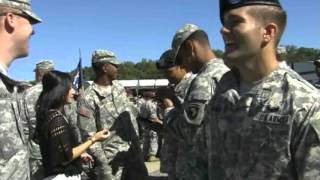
top-left (8, 0), bottom-right (320, 80)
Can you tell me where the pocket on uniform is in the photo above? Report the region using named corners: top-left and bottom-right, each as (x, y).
top-left (239, 113), bottom-right (290, 177)
top-left (0, 141), bottom-right (18, 166)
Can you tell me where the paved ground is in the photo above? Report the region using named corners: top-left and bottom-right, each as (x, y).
top-left (145, 161), bottom-right (168, 180)
top-left (81, 160), bottom-right (168, 179)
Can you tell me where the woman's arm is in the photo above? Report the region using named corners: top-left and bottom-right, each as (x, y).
top-left (49, 113), bottom-right (110, 162)
top-left (71, 129), bottom-right (109, 160)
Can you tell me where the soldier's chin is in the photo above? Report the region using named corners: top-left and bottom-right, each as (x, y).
top-left (224, 51), bottom-right (239, 62)
top-left (223, 55), bottom-right (239, 68)
top-left (16, 51), bottom-right (29, 59)
top-left (112, 75), bottom-right (118, 81)
top-left (223, 55), bottom-right (233, 63)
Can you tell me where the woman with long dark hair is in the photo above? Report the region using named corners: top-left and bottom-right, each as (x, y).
top-left (35, 70), bottom-right (110, 180)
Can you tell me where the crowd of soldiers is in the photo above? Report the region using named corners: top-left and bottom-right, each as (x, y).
top-left (1, 0), bottom-right (320, 180)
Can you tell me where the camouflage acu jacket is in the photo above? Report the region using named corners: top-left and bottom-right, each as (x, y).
top-left (161, 72), bottom-right (194, 176)
top-left (21, 83), bottom-right (42, 159)
top-left (171, 59), bottom-right (229, 179)
top-left (78, 81), bottom-right (139, 159)
top-left (174, 59), bottom-right (229, 143)
top-left (173, 72), bottom-right (194, 106)
top-left (0, 72), bottom-right (29, 180)
top-left (22, 83), bottom-right (42, 139)
top-left (198, 67), bottom-right (320, 180)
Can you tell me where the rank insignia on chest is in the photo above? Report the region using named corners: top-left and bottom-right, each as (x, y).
top-left (78, 107), bottom-right (91, 118)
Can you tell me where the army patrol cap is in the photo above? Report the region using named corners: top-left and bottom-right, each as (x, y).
top-left (92, 49), bottom-right (121, 65)
top-left (220, 0), bottom-right (283, 24)
top-left (34, 60), bottom-right (54, 71)
top-left (171, 24), bottom-right (201, 62)
top-left (0, 0), bottom-right (42, 24)
top-left (156, 49), bottom-right (175, 70)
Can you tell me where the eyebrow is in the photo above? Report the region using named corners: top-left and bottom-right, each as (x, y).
top-left (226, 14), bottom-right (244, 21)
top-left (223, 13), bottom-right (246, 25)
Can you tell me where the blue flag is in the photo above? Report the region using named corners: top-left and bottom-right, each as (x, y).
top-left (73, 50), bottom-right (84, 92)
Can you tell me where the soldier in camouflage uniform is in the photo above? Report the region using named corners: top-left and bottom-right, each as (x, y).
top-left (313, 59), bottom-right (320, 88)
top-left (192, 0), bottom-right (320, 179)
top-left (65, 100), bottom-right (82, 143)
top-left (169, 24), bottom-right (229, 179)
top-left (139, 91), bottom-right (161, 162)
top-left (22, 60), bottom-right (54, 180)
top-left (156, 49), bottom-right (194, 180)
top-left (0, 1), bottom-right (41, 179)
top-left (78, 49), bottom-right (147, 180)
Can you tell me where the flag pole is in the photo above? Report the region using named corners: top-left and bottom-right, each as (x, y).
top-left (78, 48), bottom-right (84, 93)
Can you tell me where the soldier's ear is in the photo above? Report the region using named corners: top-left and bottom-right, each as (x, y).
top-left (101, 63), bottom-right (108, 73)
top-left (263, 23), bottom-right (277, 44)
top-left (183, 40), bottom-right (195, 57)
top-left (185, 40), bottom-right (193, 51)
top-left (3, 12), bottom-right (16, 33)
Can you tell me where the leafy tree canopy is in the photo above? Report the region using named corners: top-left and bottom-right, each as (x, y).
top-left (71, 46), bottom-right (320, 80)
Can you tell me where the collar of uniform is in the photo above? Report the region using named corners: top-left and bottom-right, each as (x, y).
top-left (184, 72), bottom-right (193, 80)
top-left (197, 60), bottom-right (211, 74)
top-left (260, 65), bottom-right (289, 90)
top-left (0, 71), bottom-right (20, 93)
top-left (174, 72), bottom-right (193, 89)
top-left (0, 62), bottom-right (8, 75)
top-left (239, 65), bottom-right (284, 94)
top-left (197, 58), bottom-right (220, 74)
top-left (92, 82), bottom-right (112, 97)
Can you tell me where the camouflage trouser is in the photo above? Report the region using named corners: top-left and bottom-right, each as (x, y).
top-left (80, 162), bottom-right (96, 180)
top-left (30, 158), bottom-right (44, 180)
top-left (160, 135), bottom-right (177, 180)
top-left (93, 151), bottom-right (123, 180)
top-left (176, 146), bottom-right (203, 180)
top-left (142, 129), bottom-right (158, 158)
top-left (0, 150), bottom-right (30, 180)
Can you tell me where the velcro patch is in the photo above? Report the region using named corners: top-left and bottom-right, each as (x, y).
top-left (78, 107), bottom-right (91, 118)
top-left (187, 105), bottom-right (199, 120)
top-left (184, 102), bottom-right (206, 125)
top-left (253, 113), bottom-right (290, 125)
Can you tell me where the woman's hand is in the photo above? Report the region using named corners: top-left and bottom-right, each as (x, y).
top-left (91, 129), bottom-right (110, 143)
top-left (80, 152), bottom-right (94, 162)
top-left (72, 129), bottom-right (110, 160)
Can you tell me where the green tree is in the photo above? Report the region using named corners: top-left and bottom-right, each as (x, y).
top-left (213, 49), bottom-right (224, 58)
top-left (285, 45), bottom-right (320, 62)
top-left (72, 58), bottom-right (163, 81)
top-left (72, 45), bottom-right (320, 80)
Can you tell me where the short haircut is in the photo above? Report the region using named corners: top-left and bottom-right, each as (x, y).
top-left (247, 5), bottom-right (287, 46)
top-left (186, 30), bottom-right (210, 46)
top-left (176, 30), bottom-right (211, 65)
